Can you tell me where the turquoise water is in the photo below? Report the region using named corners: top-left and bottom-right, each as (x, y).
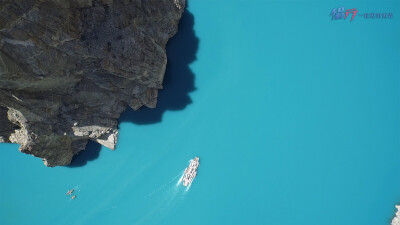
top-left (1, 1), bottom-right (400, 224)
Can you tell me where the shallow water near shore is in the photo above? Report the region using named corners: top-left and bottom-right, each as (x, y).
top-left (1, 1), bottom-right (400, 225)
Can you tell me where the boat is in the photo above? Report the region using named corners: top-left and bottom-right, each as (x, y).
top-left (182, 157), bottom-right (199, 187)
top-left (66, 189), bottom-right (74, 195)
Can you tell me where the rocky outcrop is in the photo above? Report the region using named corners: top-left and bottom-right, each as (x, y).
top-left (0, 0), bottom-right (185, 166)
top-left (392, 205), bottom-right (400, 225)
top-left (0, 105), bottom-right (19, 142)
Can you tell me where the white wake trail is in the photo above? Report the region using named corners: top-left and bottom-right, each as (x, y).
top-left (145, 171), bottom-right (184, 198)
top-left (185, 182), bottom-right (192, 192)
top-left (176, 173), bottom-right (184, 186)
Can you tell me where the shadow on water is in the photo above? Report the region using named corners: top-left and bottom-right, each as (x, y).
top-left (119, 7), bottom-right (199, 124)
top-left (67, 6), bottom-right (198, 167)
top-left (68, 141), bottom-right (102, 167)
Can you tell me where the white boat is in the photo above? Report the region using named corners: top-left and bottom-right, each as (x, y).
top-left (182, 157), bottom-right (199, 187)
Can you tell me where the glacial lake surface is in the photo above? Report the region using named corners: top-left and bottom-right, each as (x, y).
top-left (1, 1), bottom-right (400, 224)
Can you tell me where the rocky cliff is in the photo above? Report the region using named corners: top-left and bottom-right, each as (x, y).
top-left (0, 0), bottom-right (185, 166)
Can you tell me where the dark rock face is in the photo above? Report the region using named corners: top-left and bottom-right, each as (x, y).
top-left (0, 0), bottom-right (185, 166)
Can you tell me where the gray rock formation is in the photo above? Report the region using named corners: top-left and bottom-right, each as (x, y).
top-left (393, 205), bottom-right (400, 225)
top-left (0, 0), bottom-right (185, 166)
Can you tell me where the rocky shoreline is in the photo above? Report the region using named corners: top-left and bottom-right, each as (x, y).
top-left (0, 0), bottom-right (185, 166)
top-left (392, 205), bottom-right (400, 225)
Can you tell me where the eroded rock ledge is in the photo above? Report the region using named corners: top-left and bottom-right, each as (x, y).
top-left (0, 0), bottom-right (185, 166)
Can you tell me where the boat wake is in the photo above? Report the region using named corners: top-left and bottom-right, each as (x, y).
top-left (135, 159), bottom-right (200, 225)
top-left (98, 205), bottom-right (119, 213)
top-left (144, 171), bottom-right (183, 198)
top-left (136, 176), bottom-right (188, 225)
top-left (176, 173), bottom-right (184, 186)
top-left (185, 182), bottom-right (192, 192)
top-left (73, 184), bottom-right (82, 192)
